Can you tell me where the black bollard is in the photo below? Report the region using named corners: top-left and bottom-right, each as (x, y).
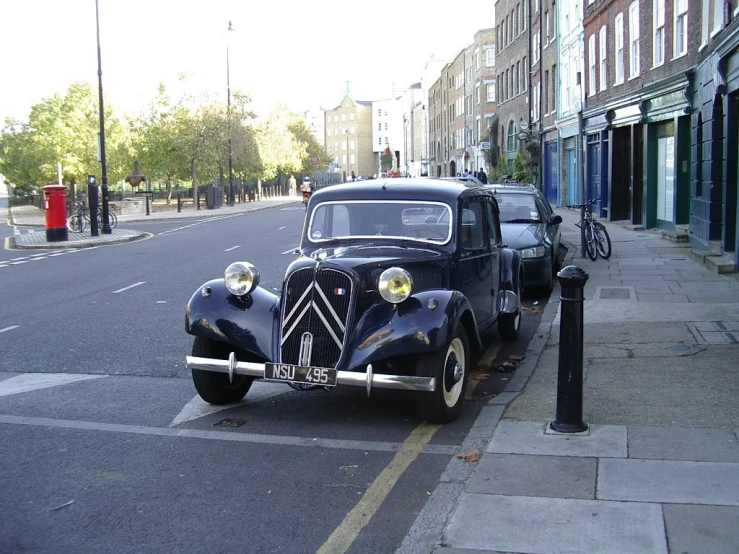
top-left (177, 193), bottom-right (182, 212)
top-left (550, 265), bottom-right (589, 433)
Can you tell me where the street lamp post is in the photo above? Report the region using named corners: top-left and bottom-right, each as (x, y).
top-left (94, 0), bottom-right (111, 234)
top-left (225, 21), bottom-right (235, 206)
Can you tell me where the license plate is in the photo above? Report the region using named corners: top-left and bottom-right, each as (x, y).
top-left (265, 363), bottom-right (337, 387)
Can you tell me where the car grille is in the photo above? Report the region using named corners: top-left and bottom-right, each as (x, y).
top-left (280, 268), bottom-right (353, 368)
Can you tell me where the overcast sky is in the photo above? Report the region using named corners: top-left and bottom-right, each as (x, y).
top-left (0, 0), bottom-right (495, 123)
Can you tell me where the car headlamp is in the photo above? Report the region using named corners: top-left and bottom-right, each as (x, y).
top-left (378, 267), bottom-right (413, 304)
top-left (224, 262), bottom-right (260, 296)
top-left (520, 246), bottom-right (546, 259)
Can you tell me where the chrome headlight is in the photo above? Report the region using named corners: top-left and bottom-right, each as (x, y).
top-left (224, 262), bottom-right (260, 296)
top-left (378, 267), bottom-right (413, 304)
top-left (520, 246), bottom-right (546, 259)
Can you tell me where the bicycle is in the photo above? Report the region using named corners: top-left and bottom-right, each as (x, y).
top-left (96, 206), bottom-right (117, 230)
top-left (67, 203), bottom-right (89, 233)
top-left (567, 198), bottom-right (612, 261)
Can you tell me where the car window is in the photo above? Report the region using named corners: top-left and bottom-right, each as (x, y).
top-left (485, 201), bottom-right (500, 244)
top-left (460, 200), bottom-right (485, 250)
top-left (495, 193), bottom-right (541, 223)
top-left (308, 200), bottom-right (453, 244)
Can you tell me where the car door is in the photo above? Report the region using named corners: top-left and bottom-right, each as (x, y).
top-left (456, 198), bottom-right (493, 327)
top-left (537, 193), bottom-right (561, 266)
top-left (484, 198), bottom-right (502, 320)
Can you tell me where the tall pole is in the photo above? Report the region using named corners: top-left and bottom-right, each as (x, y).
top-left (95, 0), bottom-right (111, 234)
top-left (226, 21), bottom-right (234, 206)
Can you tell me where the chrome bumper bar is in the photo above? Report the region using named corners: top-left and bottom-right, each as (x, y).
top-left (185, 354), bottom-right (436, 394)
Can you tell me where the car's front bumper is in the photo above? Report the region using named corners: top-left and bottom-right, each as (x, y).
top-left (185, 353), bottom-right (436, 395)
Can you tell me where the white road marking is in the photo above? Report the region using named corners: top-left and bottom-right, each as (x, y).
top-left (10, 257), bottom-right (28, 261)
top-left (48, 253), bottom-right (65, 257)
top-left (278, 226), bottom-right (286, 230)
top-left (169, 382), bottom-right (289, 426)
top-left (0, 326), bottom-right (20, 334)
top-left (281, 248), bottom-right (299, 255)
top-left (29, 252), bottom-right (48, 257)
top-left (112, 281), bottom-right (146, 294)
top-left (0, 414), bottom-right (457, 454)
top-left (156, 301), bottom-right (167, 304)
top-left (0, 373), bottom-right (107, 397)
top-left (224, 245), bottom-right (241, 252)
top-left (9, 260), bottom-right (29, 265)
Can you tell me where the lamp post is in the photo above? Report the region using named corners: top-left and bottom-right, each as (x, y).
top-left (225, 21), bottom-right (235, 206)
top-left (94, 0), bottom-right (111, 234)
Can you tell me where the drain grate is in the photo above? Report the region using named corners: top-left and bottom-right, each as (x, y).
top-left (686, 322), bottom-right (739, 344)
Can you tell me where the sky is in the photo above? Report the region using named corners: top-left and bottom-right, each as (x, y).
top-left (0, 0), bottom-right (495, 124)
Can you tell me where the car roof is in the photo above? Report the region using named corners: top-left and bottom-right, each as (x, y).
top-left (485, 183), bottom-right (538, 194)
top-left (310, 178), bottom-right (493, 204)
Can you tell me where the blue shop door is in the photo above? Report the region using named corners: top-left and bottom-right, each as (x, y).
top-left (543, 141), bottom-right (559, 205)
top-left (566, 148), bottom-right (578, 206)
top-left (587, 141), bottom-right (601, 215)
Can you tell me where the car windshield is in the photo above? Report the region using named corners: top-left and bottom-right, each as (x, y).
top-left (495, 193), bottom-right (541, 223)
top-left (308, 200), bottom-right (453, 245)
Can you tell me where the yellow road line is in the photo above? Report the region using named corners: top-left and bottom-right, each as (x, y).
top-left (317, 422), bottom-right (440, 554)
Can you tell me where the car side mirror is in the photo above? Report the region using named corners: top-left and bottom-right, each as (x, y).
top-left (550, 215), bottom-right (562, 225)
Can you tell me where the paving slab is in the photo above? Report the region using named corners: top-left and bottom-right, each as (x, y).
top-left (486, 421), bottom-right (627, 458)
top-left (443, 494), bottom-right (667, 554)
top-left (663, 504), bottom-right (739, 554)
top-left (627, 426), bottom-right (739, 462)
top-left (635, 292), bottom-right (690, 302)
top-left (598, 459), bottom-right (739, 505)
top-left (466, 453), bottom-right (596, 499)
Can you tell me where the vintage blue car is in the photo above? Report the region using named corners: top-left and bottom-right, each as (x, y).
top-left (185, 179), bottom-right (524, 423)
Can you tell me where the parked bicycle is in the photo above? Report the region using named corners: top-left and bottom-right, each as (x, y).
top-left (67, 203), bottom-right (89, 233)
top-left (96, 206), bottom-right (117, 230)
top-left (568, 198), bottom-right (612, 261)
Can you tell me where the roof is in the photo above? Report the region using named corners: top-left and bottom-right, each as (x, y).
top-left (310, 178), bottom-right (493, 205)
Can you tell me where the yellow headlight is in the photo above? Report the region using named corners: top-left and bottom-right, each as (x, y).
top-left (224, 262), bottom-right (260, 296)
top-left (378, 267), bottom-right (413, 304)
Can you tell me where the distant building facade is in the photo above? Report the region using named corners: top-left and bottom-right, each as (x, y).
top-left (324, 96), bottom-right (373, 181)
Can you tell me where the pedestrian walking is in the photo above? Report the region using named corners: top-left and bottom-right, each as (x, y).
top-left (478, 168), bottom-right (488, 184)
top-left (288, 174), bottom-right (297, 196)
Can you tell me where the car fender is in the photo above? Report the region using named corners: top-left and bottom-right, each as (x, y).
top-left (498, 248), bottom-right (523, 313)
top-left (341, 290), bottom-right (481, 370)
top-left (185, 279), bottom-right (279, 361)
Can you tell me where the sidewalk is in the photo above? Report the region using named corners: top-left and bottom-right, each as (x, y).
top-left (402, 208), bottom-right (739, 554)
top-left (5, 197), bottom-right (301, 249)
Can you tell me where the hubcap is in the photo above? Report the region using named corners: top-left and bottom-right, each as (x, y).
top-left (442, 338), bottom-right (465, 408)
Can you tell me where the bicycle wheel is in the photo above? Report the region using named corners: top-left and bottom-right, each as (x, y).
top-left (108, 212), bottom-right (118, 229)
top-left (67, 215), bottom-right (83, 233)
top-left (584, 222), bottom-right (598, 261)
top-left (593, 222), bottom-right (612, 259)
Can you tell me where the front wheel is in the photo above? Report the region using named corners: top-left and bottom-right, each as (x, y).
top-left (593, 222), bottom-right (611, 259)
top-left (191, 337), bottom-right (254, 405)
top-left (584, 222), bottom-right (598, 261)
top-left (67, 215), bottom-right (85, 233)
top-left (415, 327), bottom-right (470, 423)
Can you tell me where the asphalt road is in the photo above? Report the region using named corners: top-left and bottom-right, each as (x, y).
top-left (0, 203), bottom-right (548, 553)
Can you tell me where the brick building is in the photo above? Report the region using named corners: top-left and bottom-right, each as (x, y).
top-left (324, 96), bottom-right (374, 181)
top-left (427, 29), bottom-right (497, 177)
top-left (539, 0), bottom-right (560, 204)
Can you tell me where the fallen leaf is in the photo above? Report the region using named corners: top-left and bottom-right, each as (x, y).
top-left (508, 354), bottom-right (526, 361)
top-left (531, 307), bottom-right (543, 314)
top-left (457, 450), bottom-right (481, 463)
top-left (469, 371), bottom-right (489, 381)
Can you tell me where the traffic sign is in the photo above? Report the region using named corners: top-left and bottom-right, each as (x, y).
top-left (480, 142), bottom-right (490, 150)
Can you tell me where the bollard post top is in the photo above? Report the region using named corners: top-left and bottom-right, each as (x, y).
top-left (557, 265), bottom-right (589, 288)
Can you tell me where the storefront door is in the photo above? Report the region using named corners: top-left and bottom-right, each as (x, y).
top-left (656, 133), bottom-right (676, 226)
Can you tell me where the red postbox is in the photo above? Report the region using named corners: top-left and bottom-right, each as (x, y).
top-left (42, 184), bottom-right (68, 242)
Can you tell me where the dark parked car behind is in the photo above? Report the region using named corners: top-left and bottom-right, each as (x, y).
top-left (185, 179), bottom-right (523, 423)
top-left (485, 183), bottom-right (563, 289)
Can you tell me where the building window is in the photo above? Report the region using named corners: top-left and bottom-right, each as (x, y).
top-left (599, 26), bottom-right (607, 91)
top-left (515, 4), bottom-right (520, 36)
top-left (377, 109), bottom-right (381, 116)
top-left (349, 113), bottom-right (355, 121)
top-left (384, 122), bottom-right (388, 130)
top-left (341, 114), bottom-right (346, 121)
top-left (515, 62), bottom-right (520, 95)
top-left (674, 0), bottom-right (688, 57)
top-left (702, 0), bottom-right (711, 46)
top-left (349, 126), bottom-right (354, 134)
top-left (378, 123), bottom-right (381, 131)
top-left (522, 56), bottom-right (527, 91)
top-left (475, 50), bottom-right (480, 69)
top-left (712, 0), bottom-right (723, 33)
top-left (654, 0), bottom-right (665, 66)
top-left (544, 70), bottom-right (550, 114)
top-left (545, 11), bottom-right (550, 44)
top-left (486, 46), bottom-right (495, 67)
top-left (533, 31), bottom-right (540, 63)
top-left (629, 2), bottom-right (640, 78)
top-left (588, 34), bottom-right (596, 95)
top-left (552, 64), bottom-right (557, 113)
top-left (507, 120), bottom-right (518, 152)
top-left (378, 137), bottom-right (382, 145)
top-left (615, 13), bottom-right (625, 84)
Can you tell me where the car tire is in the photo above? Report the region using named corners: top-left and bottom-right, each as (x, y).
top-left (498, 277), bottom-right (522, 341)
top-left (191, 337), bottom-right (254, 405)
top-left (415, 326), bottom-right (470, 424)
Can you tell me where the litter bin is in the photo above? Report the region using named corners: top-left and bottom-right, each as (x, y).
top-left (206, 185), bottom-right (223, 209)
top-left (42, 184), bottom-right (68, 242)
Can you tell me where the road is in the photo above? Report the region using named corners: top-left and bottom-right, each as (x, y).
top-left (0, 202), bottom-right (548, 553)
